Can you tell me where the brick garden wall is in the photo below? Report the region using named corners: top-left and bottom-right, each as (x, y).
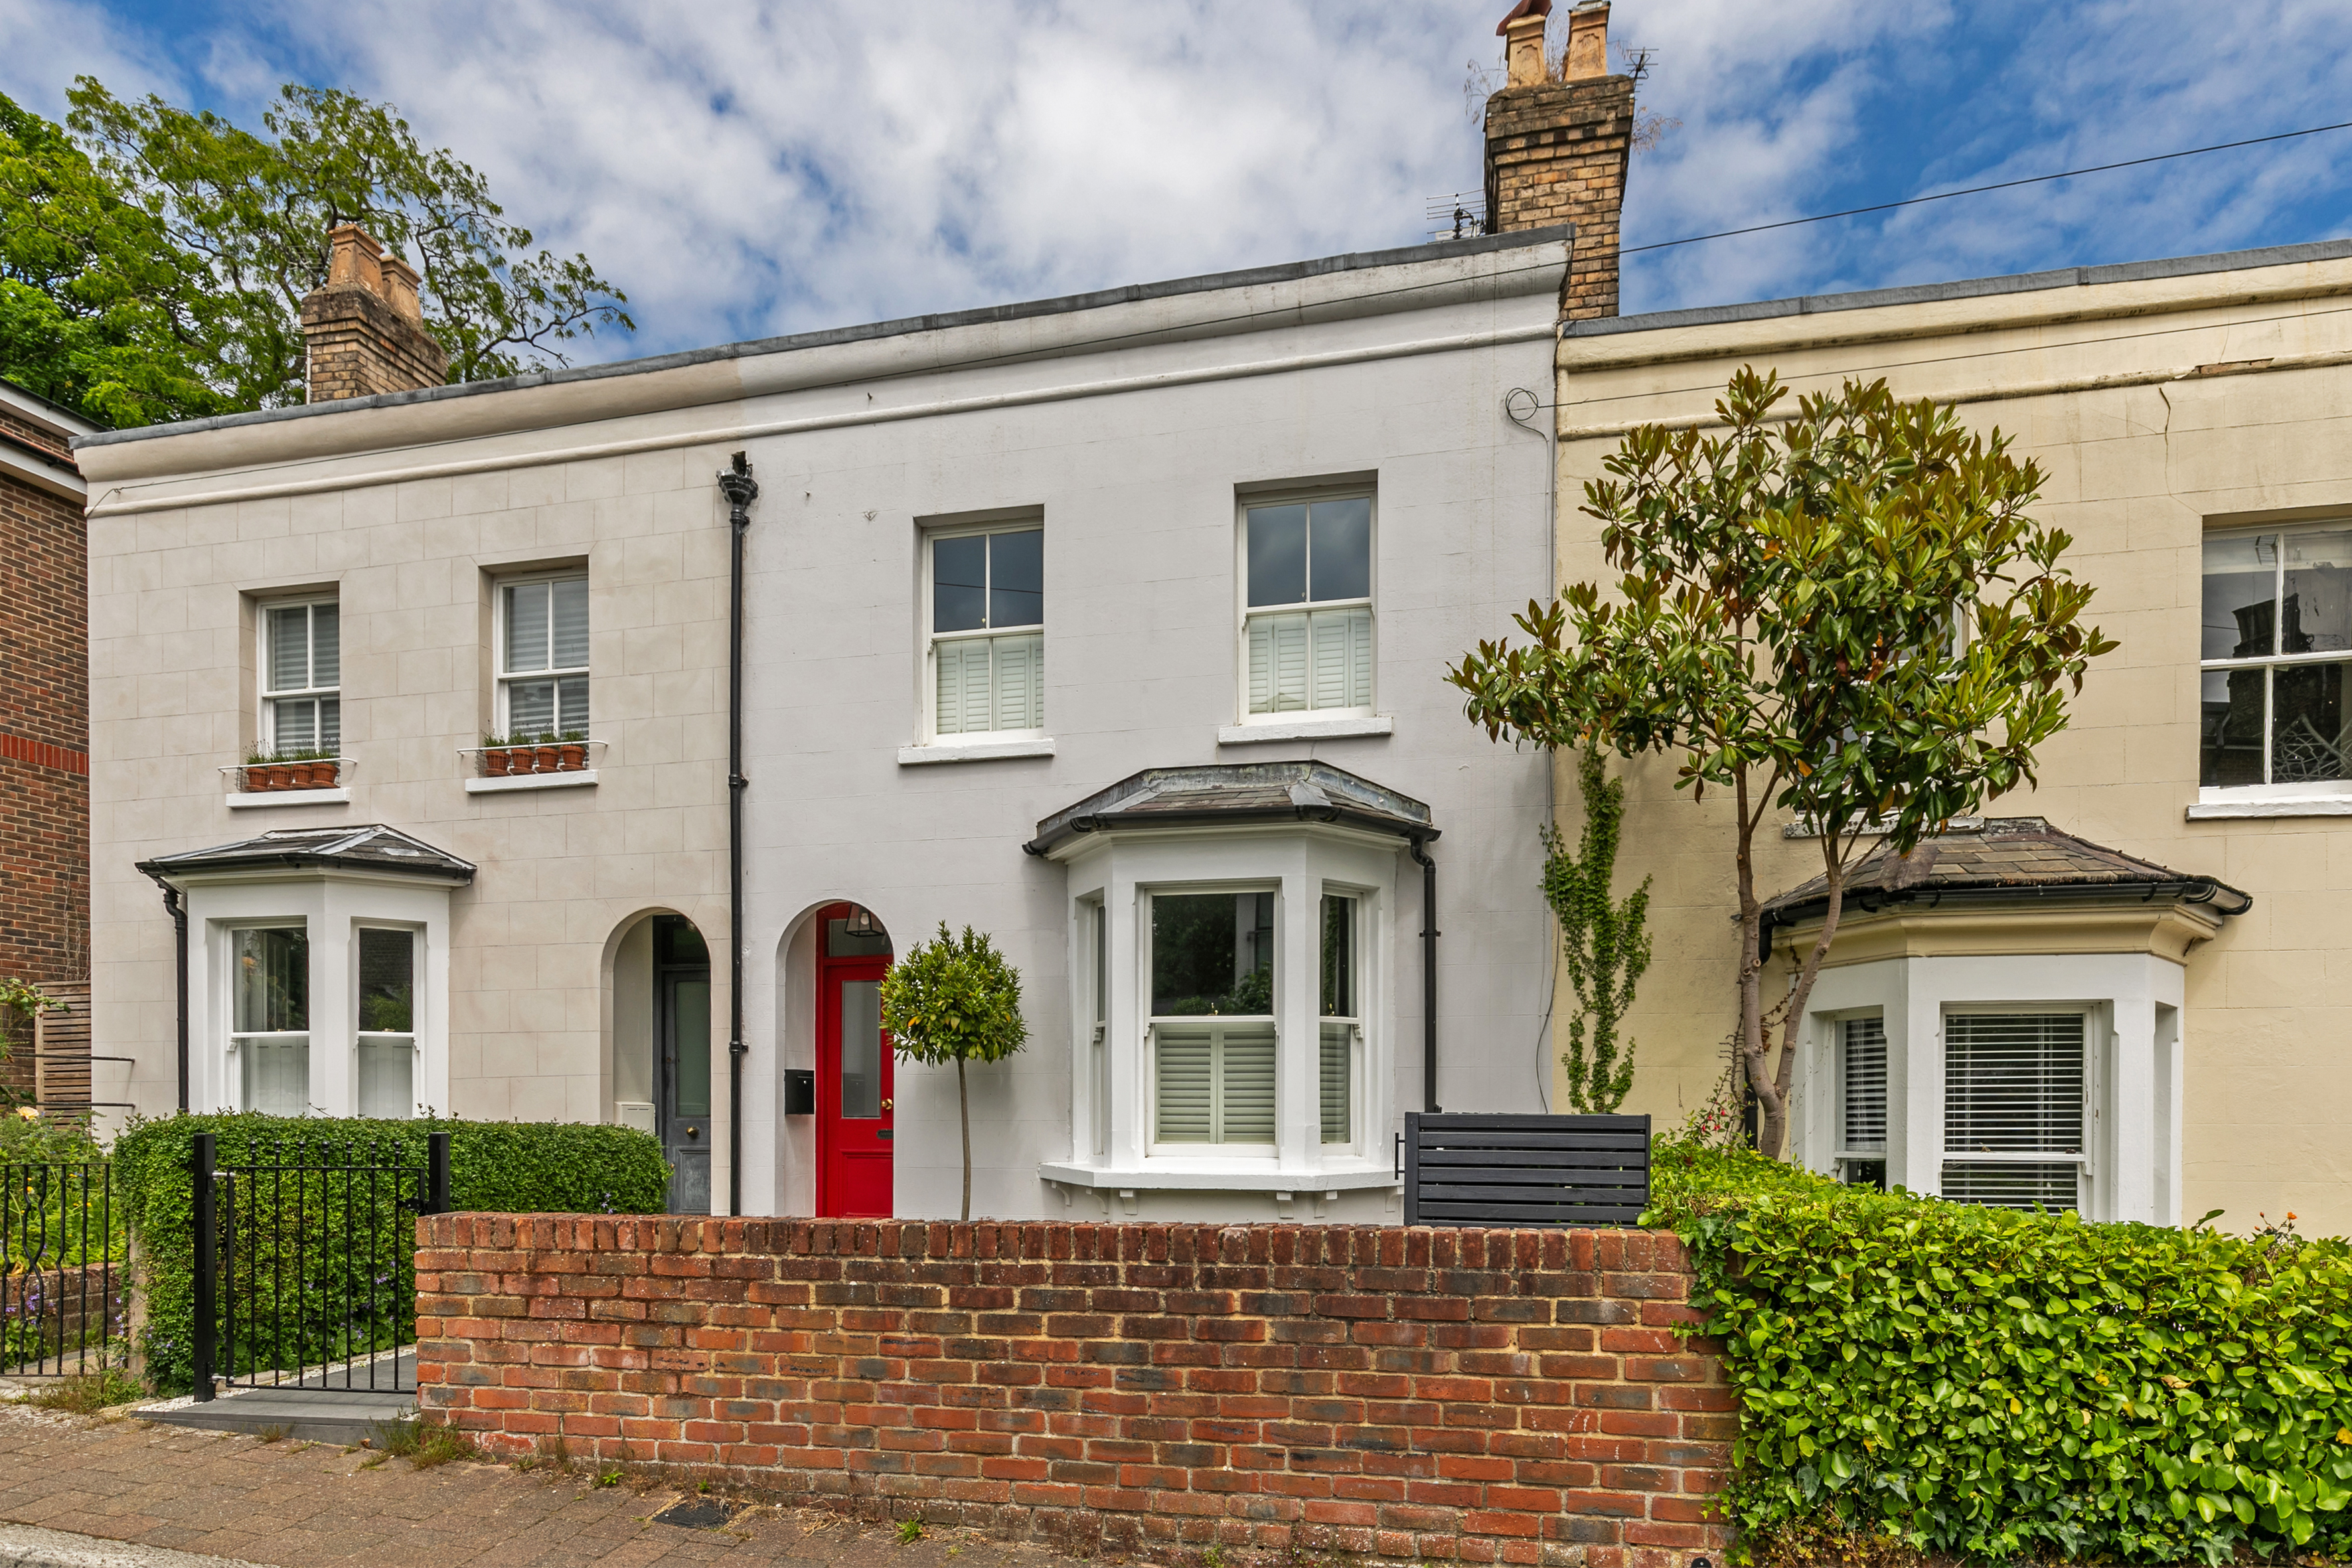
top-left (416, 1218), bottom-right (1731, 1568)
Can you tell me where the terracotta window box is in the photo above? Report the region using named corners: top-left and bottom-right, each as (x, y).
top-left (479, 742), bottom-right (591, 777)
top-left (237, 758), bottom-right (345, 792)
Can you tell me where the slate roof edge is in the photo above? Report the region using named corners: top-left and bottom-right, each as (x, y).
top-left (1024, 761), bottom-right (1437, 857)
top-left (1562, 235), bottom-right (2352, 340)
top-left (78, 224), bottom-right (1576, 451)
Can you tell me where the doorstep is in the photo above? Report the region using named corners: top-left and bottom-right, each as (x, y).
top-left (139, 1348), bottom-right (415, 1445)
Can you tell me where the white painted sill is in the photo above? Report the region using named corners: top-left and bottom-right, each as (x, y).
top-left (1036, 1160), bottom-right (1400, 1194)
top-left (226, 787), bottom-right (350, 809)
top-left (465, 770), bottom-right (598, 794)
top-left (2186, 795), bottom-right (2352, 820)
top-left (898, 737), bottom-right (1056, 766)
top-left (1217, 714), bottom-right (1393, 745)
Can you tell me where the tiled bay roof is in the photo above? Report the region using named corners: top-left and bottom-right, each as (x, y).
top-left (1026, 763), bottom-right (1435, 856)
top-left (1762, 817), bottom-right (2247, 921)
top-left (137, 824), bottom-right (475, 882)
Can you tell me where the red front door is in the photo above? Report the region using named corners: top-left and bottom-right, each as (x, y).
top-left (817, 905), bottom-right (894, 1217)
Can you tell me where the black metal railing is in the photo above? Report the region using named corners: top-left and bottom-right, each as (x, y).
top-left (192, 1131), bottom-right (449, 1401)
top-left (1, 1160), bottom-right (126, 1376)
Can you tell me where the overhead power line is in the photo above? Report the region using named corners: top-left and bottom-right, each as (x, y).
top-left (1626, 119), bottom-right (2352, 258)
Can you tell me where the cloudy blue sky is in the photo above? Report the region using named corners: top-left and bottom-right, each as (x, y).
top-left (7, 0), bottom-right (2352, 367)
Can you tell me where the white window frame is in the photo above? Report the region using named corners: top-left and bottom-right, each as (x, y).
top-left (2199, 523), bottom-right (2352, 803)
top-left (226, 920), bottom-right (313, 1117)
top-left (1828, 1008), bottom-right (1887, 1186)
top-left (1938, 1002), bottom-right (2097, 1214)
top-left (1143, 883), bottom-right (1281, 1155)
top-left (1235, 489), bottom-right (1376, 726)
top-left (258, 597), bottom-right (340, 756)
top-left (1318, 886), bottom-right (1366, 1152)
top-left (354, 923), bottom-right (422, 1121)
top-left (921, 520), bottom-right (1045, 744)
top-left (494, 571), bottom-right (590, 740)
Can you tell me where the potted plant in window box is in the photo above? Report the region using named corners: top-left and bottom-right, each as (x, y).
top-left (557, 730), bottom-right (588, 772)
top-left (304, 749), bottom-right (341, 788)
top-left (481, 734), bottom-right (513, 777)
top-left (243, 749), bottom-right (281, 791)
top-left (529, 732), bottom-right (562, 775)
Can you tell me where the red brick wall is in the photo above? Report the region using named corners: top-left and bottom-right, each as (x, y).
top-left (416, 1218), bottom-right (1732, 1568)
top-left (0, 455), bottom-right (90, 1105)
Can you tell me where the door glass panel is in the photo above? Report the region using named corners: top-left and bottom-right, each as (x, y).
top-left (671, 978), bottom-right (711, 1118)
top-left (839, 979), bottom-right (881, 1119)
top-left (234, 928), bottom-right (307, 1033)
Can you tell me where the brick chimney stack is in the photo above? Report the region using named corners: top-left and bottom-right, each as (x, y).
top-left (1482, 0), bottom-right (1636, 321)
top-left (299, 224), bottom-right (449, 403)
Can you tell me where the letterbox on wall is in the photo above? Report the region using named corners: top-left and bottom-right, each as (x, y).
top-left (783, 1069), bottom-right (815, 1115)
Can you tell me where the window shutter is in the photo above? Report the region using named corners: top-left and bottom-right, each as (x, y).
top-left (1155, 1026), bottom-right (1213, 1142)
top-left (1252, 613), bottom-right (1310, 712)
top-left (1217, 1026), bottom-right (1277, 1144)
top-left (1941, 1012), bottom-right (2084, 1211)
top-left (550, 577), bottom-right (590, 668)
top-left (1247, 618), bottom-right (1273, 713)
top-left (1308, 607), bottom-right (1372, 711)
top-left (1319, 1022), bottom-right (1351, 1144)
top-left (935, 641), bottom-right (992, 736)
top-left (1842, 1016), bottom-right (1887, 1151)
top-left (992, 633), bottom-right (1042, 731)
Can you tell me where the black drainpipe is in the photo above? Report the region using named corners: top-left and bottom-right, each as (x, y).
top-left (1408, 834), bottom-right (1439, 1112)
top-left (716, 452), bottom-right (759, 1216)
top-left (141, 870), bottom-right (189, 1111)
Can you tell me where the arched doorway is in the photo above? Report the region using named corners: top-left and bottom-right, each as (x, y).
top-left (814, 902), bottom-right (893, 1217)
top-left (611, 911), bottom-right (712, 1214)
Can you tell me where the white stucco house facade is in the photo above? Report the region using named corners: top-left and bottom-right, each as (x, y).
top-left (76, 227), bottom-right (1577, 1222)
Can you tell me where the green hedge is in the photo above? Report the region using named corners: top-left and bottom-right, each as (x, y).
top-left (116, 1112), bottom-right (667, 1394)
top-left (1648, 1142), bottom-right (2352, 1565)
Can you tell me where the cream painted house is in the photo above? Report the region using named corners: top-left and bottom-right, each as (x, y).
top-left (1557, 237), bottom-right (2352, 1234)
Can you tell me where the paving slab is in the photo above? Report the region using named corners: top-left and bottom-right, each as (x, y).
top-left (0, 1403), bottom-right (1115, 1568)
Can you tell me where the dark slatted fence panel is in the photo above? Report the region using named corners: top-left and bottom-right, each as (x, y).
top-left (1403, 1112), bottom-right (1650, 1227)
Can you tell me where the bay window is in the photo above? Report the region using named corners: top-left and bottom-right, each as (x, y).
top-left (1149, 892), bottom-right (1277, 1148)
top-left (1242, 496), bottom-right (1373, 719)
top-left (1836, 1014), bottom-right (1887, 1189)
top-left (1940, 1011), bottom-right (2086, 1210)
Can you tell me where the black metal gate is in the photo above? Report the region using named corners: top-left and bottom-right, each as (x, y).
top-left (191, 1131), bottom-right (448, 1401)
top-left (1, 1160), bottom-right (125, 1377)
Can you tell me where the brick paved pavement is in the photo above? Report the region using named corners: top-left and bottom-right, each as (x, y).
top-left (0, 1405), bottom-right (1106, 1568)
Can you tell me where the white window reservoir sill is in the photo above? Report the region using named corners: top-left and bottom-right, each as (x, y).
top-left (1218, 714), bottom-right (1391, 745)
top-left (2186, 793), bottom-right (2352, 820)
top-left (226, 788), bottom-right (350, 809)
top-left (899, 737), bottom-right (1056, 766)
top-left (466, 769), bottom-right (598, 794)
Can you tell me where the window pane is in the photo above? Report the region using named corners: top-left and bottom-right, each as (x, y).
top-left (1320, 894), bottom-right (1354, 1017)
top-left (550, 576), bottom-right (590, 668)
top-left (2203, 532), bottom-right (2276, 660)
top-left (1944, 1013), bottom-right (2082, 1156)
top-left (268, 606), bottom-right (310, 693)
top-left (2201, 667), bottom-right (2265, 787)
top-left (838, 979), bottom-right (880, 1119)
top-left (357, 1039), bottom-right (413, 1119)
top-left (556, 675), bottom-right (589, 735)
top-left (509, 679), bottom-right (556, 738)
top-left (988, 529), bottom-right (1043, 629)
top-left (309, 602), bottom-right (339, 689)
top-left (1151, 892), bottom-right (1271, 1016)
top-left (1320, 1022), bottom-right (1351, 1144)
top-left (2272, 661), bottom-right (2352, 784)
top-left (358, 929), bottom-right (414, 1034)
top-left (319, 697), bottom-right (341, 751)
top-left (933, 535), bottom-right (987, 632)
top-left (1092, 903), bottom-right (1107, 1027)
top-left (242, 1036), bottom-right (309, 1117)
top-left (270, 698), bottom-right (317, 752)
top-left (1247, 505), bottom-right (1308, 607)
top-left (233, 927), bottom-right (308, 1034)
top-left (1842, 1016), bottom-right (1886, 1151)
top-left (2283, 529), bottom-right (2352, 656)
top-left (505, 582), bottom-right (549, 673)
top-left (672, 977), bottom-right (712, 1119)
top-left (1308, 497), bottom-right (1371, 602)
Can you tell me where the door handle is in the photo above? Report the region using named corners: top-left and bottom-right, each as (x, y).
top-left (686, 1126), bottom-right (700, 1138)
top-left (881, 1099), bottom-right (893, 1111)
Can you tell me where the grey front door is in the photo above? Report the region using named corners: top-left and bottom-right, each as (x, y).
top-left (655, 916), bottom-right (712, 1214)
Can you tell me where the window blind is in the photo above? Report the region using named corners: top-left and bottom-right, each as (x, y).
top-left (1842, 1016), bottom-right (1887, 1151)
top-left (1942, 1012), bottom-right (2084, 1211)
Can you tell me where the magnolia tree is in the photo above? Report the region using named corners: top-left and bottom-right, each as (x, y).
top-left (878, 924), bottom-right (1028, 1221)
top-left (1449, 370), bottom-right (2114, 1158)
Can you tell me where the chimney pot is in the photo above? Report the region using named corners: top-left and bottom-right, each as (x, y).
top-left (1565, 1), bottom-right (1610, 82)
top-left (1495, 0), bottom-right (1553, 88)
top-left (325, 224), bottom-right (385, 294)
top-left (301, 222), bottom-right (447, 402)
top-left (380, 256), bottom-right (425, 325)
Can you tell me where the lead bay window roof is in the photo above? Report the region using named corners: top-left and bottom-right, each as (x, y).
top-left (1024, 761), bottom-right (1435, 858)
top-left (137, 824), bottom-right (476, 884)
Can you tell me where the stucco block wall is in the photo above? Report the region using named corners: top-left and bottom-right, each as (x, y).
top-left (1551, 246), bottom-right (2352, 1233)
top-left (416, 1215), bottom-right (1731, 1568)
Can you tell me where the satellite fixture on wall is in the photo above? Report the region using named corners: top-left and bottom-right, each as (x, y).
top-left (1426, 192), bottom-right (1488, 241)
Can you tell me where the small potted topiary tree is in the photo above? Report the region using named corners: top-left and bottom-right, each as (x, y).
top-left (878, 924), bottom-right (1028, 1221)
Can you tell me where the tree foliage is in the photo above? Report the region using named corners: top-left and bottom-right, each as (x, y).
top-left (0, 82), bottom-right (633, 424)
top-left (1541, 746), bottom-right (1650, 1113)
top-left (879, 923), bottom-right (1028, 1222)
top-left (1449, 369), bottom-right (2113, 1157)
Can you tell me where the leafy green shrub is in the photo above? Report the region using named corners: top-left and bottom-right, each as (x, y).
top-left (1648, 1140), bottom-right (2352, 1564)
top-left (2, 1118), bottom-right (126, 1367)
top-left (115, 1112), bottom-right (666, 1394)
